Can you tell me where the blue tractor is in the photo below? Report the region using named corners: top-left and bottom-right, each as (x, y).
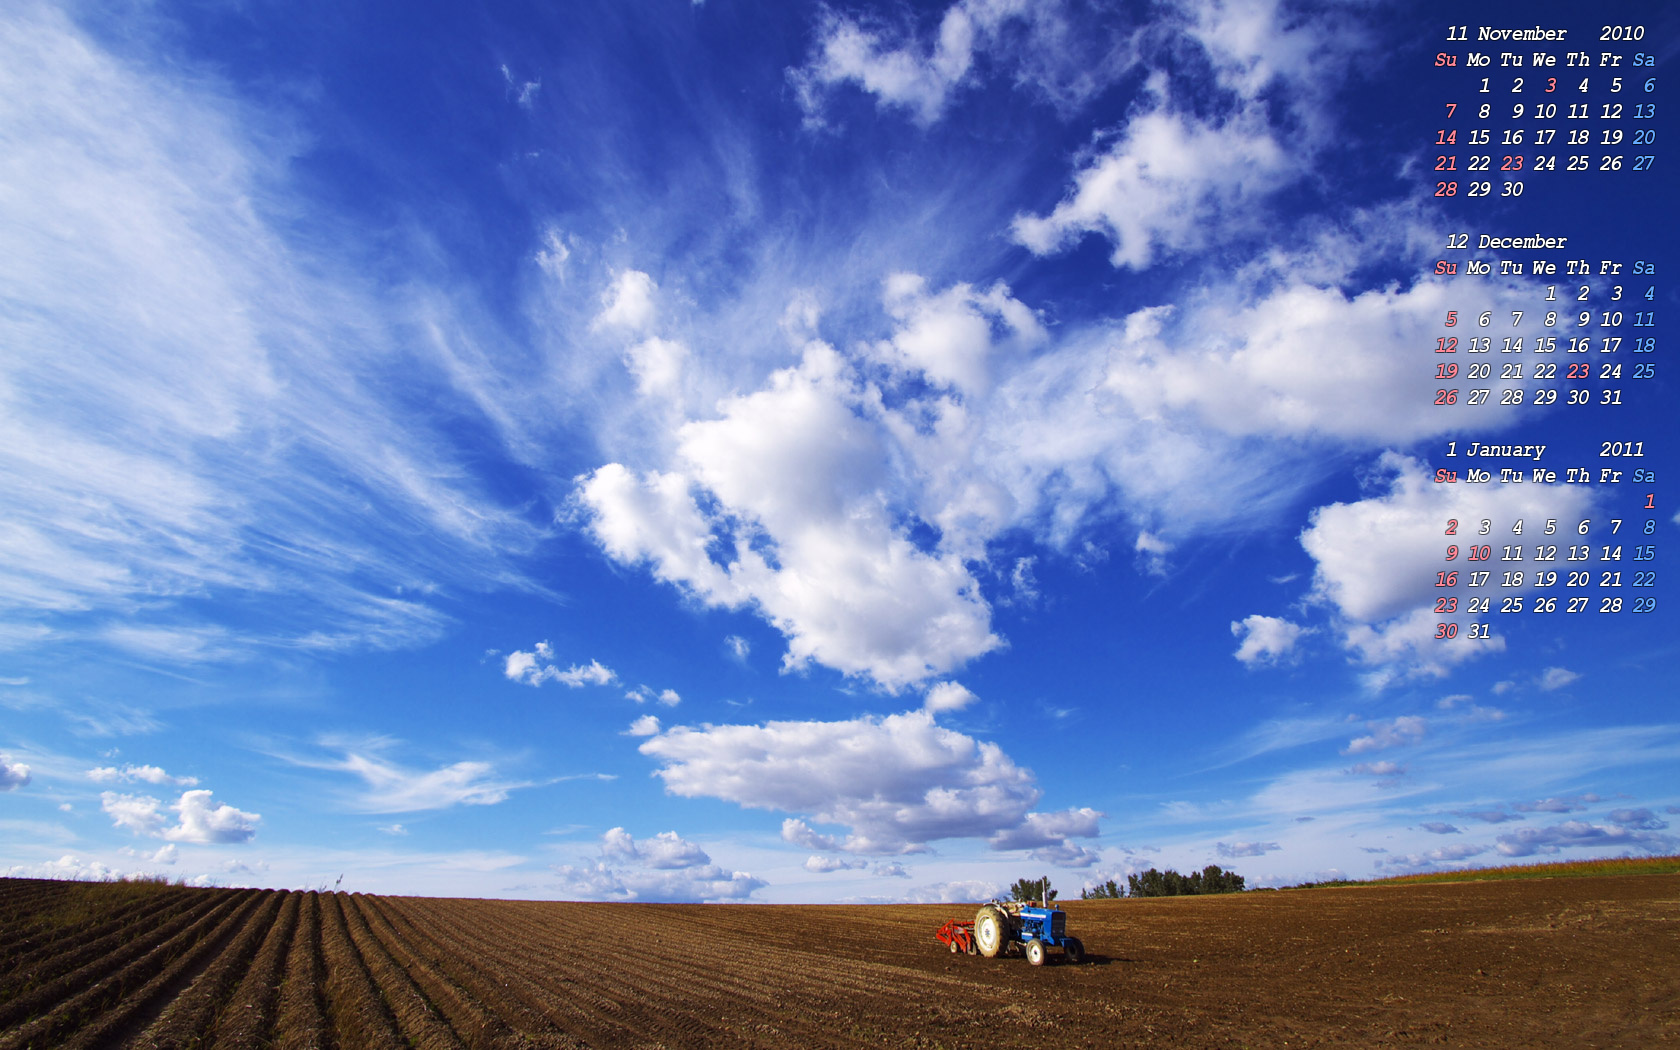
top-left (972, 898), bottom-right (1084, 965)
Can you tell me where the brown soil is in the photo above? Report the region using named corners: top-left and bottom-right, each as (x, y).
top-left (0, 873), bottom-right (1674, 1048)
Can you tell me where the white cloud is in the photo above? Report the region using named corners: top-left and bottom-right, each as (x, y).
top-left (1379, 843), bottom-right (1486, 870)
top-left (1300, 453), bottom-right (1593, 685)
top-left (1607, 808), bottom-right (1668, 831)
top-left (625, 714), bottom-right (662, 737)
top-left (624, 337), bottom-right (688, 399)
top-left (1014, 107), bottom-right (1287, 270)
top-left (1231, 614), bottom-right (1306, 666)
top-left (168, 790), bottom-right (260, 844)
top-left (592, 269), bottom-right (658, 333)
top-left (1538, 667), bottom-right (1582, 691)
top-left (804, 854), bottom-right (869, 873)
top-left (724, 634), bottom-right (750, 660)
top-left (791, 3), bottom-right (991, 125)
top-left (549, 827), bottom-right (764, 902)
top-left (1134, 531), bottom-right (1172, 577)
top-left (86, 763), bottom-right (198, 786)
top-left (0, 755), bottom-right (29, 790)
top-left (790, 0), bottom-right (1126, 125)
top-left (1495, 820), bottom-right (1676, 858)
top-left (870, 274), bottom-right (1044, 396)
top-left (1347, 761), bottom-right (1404, 777)
top-left (641, 709), bottom-right (1092, 856)
top-left (601, 827), bottom-right (711, 869)
top-left (504, 644), bottom-right (618, 689)
top-left (901, 879), bottom-right (1001, 904)
top-left (1215, 840), bottom-right (1281, 858)
top-left (782, 818), bottom-right (841, 851)
top-left (547, 860), bottom-right (765, 903)
top-left (923, 680), bottom-right (977, 714)
top-left (625, 685), bottom-right (681, 706)
top-left (0, 5), bottom-right (543, 659)
top-left (579, 343), bottom-right (1000, 690)
top-left (295, 748), bottom-right (526, 813)
top-left (101, 788), bottom-right (259, 843)
top-left (1344, 716), bottom-right (1427, 755)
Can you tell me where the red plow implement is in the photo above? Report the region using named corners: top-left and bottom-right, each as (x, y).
top-left (934, 918), bottom-right (977, 954)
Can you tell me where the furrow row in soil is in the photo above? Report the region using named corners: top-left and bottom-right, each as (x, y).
top-left (123, 890), bottom-right (287, 1050)
top-left (207, 889), bottom-right (300, 1050)
top-left (336, 894), bottom-right (464, 1050)
top-left (354, 894), bottom-right (535, 1050)
top-left (3, 889), bottom-right (264, 1050)
top-left (270, 891), bottom-right (331, 1050)
top-left (314, 892), bottom-right (405, 1050)
top-left (0, 888), bottom-right (249, 1044)
top-left (0, 891), bottom-right (211, 1007)
top-left (378, 899), bottom-right (637, 1047)
top-left (439, 900), bottom-right (817, 1049)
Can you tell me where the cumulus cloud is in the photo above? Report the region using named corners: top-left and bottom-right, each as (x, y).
top-left (1347, 761), bottom-right (1404, 777)
top-left (1495, 820), bottom-right (1676, 858)
top-left (791, 0), bottom-right (1132, 125)
top-left (1607, 808), bottom-right (1669, 831)
top-left (625, 685), bottom-right (681, 706)
top-left (1344, 716), bottom-right (1427, 755)
top-left (1537, 667), bottom-right (1582, 691)
top-left (550, 827), bottom-right (763, 902)
top-left (86, 763), bottom-right (198, 787)
top-left (0, 755), bottom-right (29, 790)
top-left (579, 343), bottom-right (1000, 690)
top-left (1380, 843), bottom-right (1487, 870)
top-left (102, 788), bottom-right (259, 844)
top-left (504, 642), bottom-right (618, 688)
top-left (901, 879), bottom-right (1000, 904)
top-left (1215, 841), bottom-right (1281, 858)
top-left (804, 855), bottom-right (869, 873)
top-left (870, 274), bottom-right (1044, 396)
top-left (1231, 614), bottom-right (1307, 666)
top-left (923, 680), bottom-right (977, 714)
top-left (782, 818), bottom-right (842, 851)
top-left (641, 708), bottom-right (1095, 856)
top-left (625, 714), bottom-right (661, 737)
top-left (1015, 107), bottom-right (1287, 270)
top-left (1299, 453), bottom-right (1594, 686)
top-left (601, 827), bottom-right (711, 869)
top-left (1516, 795), bottom-right (1599, 814)
top-left (592, 269), bottom-right (658, 333)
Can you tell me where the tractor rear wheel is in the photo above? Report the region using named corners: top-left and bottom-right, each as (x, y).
top-left (1026, 938), bottom-right (1046, 966)
top-left (974, 905), bottom-right (1008, 958)
top-left (1062, 937), bottom-right (1085, 964)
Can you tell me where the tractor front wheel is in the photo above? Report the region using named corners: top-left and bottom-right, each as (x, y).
top-left (1026, 938), bottom-right (1046, 966)
top-left (974, 905), bottom-right (1008, 958)
top-left (1062, 937), bottom-right (1085, 964)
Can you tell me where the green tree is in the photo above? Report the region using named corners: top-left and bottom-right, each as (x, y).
top-left (1079, 879), bottom-right (1123, 900)
top-left (1125, 865), bottom-right (1246, 898)
top-left (1008, 877), bottom-right (1057, 903)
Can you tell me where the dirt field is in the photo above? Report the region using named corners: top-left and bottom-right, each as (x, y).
top-left (1, 873), bottom-right (1674, 1049)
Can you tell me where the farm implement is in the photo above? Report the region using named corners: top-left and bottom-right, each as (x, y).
top-left (935, 899), bottom-right (1084, 965)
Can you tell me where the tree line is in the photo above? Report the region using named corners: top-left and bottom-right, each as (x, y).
top-left (1078, 864), bottom-right (1246, 899)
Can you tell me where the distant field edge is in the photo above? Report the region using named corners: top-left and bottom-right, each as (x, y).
top-left (1278, 853), bottom-right (1680, 889)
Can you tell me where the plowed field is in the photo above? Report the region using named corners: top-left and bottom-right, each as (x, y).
top-left (1, 873), bottom-right (1675, 1048)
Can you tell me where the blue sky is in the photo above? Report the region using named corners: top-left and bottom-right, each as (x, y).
top-left (2, 0), bottom-right (1676, 901)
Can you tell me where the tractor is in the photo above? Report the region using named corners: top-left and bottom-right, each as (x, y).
top-left (935, 897), bottom-right (1084, 965)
